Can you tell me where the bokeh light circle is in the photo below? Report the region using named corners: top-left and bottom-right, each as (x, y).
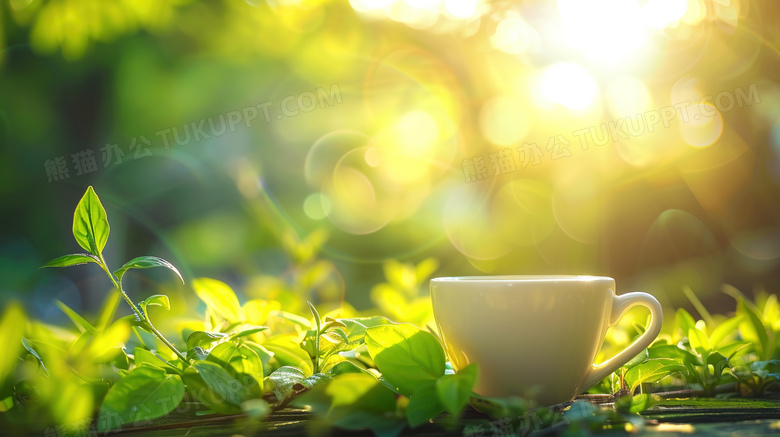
top-left (605, 76), bottom-right (652, 118)
top-left (305, 130), bottom-right (372, 187)
top-left (443, 185), bottom-right (514, 260)
top-left (679, 103), bottom-right (723, 148)
top-left (491, 179), bottom-right (556, 246)
top-left (479, 96), bottom-right (532, 146)
top-left (537, 63), bottom-right (599, 111)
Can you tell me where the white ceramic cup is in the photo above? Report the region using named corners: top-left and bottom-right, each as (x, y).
top-left (430, 275), bottom-right (663, 406)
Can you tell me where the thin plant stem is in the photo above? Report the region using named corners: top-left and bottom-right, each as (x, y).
top-left (98, 252), bottom-right (188, 362)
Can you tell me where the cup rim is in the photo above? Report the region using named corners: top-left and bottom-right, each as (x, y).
top-left (430, 275), bottom-right (613, 283)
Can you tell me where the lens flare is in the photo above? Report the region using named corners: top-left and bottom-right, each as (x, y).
top-left (303, 192), bottom-right (332, 220)
top-left (490, 13), bottom-right (538, 55)
top-left (679, 104), bottom-right (723, 148)
top-left (324, 165), bottom-right (394, 234)
top-left (492, 179), bottom-right (556, 247)
top-left (537, 63), bottom-right (599, 111)
top-left (443, 0), bottom-right (480, 19)
top-left (349, 0), bottom-right (395, 12)
top-left (643, 0), bottom-right (688, 29)
top-left (552, 174), bottom-right (603, 244)
top-left (304, 130), bottom-right (372, 187)
top-left (479, 96), bottom-right (532, 146)
top-left (444, 185), bottom-right (514, 260)
top-left (557, 0), bottom-right (650, 69)
top-left (605, 76), bottom-right (652, 118)
top-left (397, 110), bottom-right (439, 156)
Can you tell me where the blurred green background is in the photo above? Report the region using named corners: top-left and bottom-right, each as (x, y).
top-left (1, 0), bottom-right (780, 325)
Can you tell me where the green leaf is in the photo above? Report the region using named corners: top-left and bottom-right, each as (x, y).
top-left (200, 342), bottom-right (263, 398)
top-left (709, 315), bottom-right (743, 348)
top-left (133, 347), bottom-right (181, 374)
top-left (70, 331), bottom-right (92, 354)
top-left (415, 257), bottom-right (439, 284)
top-left (322, 328), bottom-right (348, 344)
top-left (229, 326), bottom-right (269, 340)
top-left (624, 358), bottom-right (686, 392)
top-left (340, 316), bottom-right (394, 343)
top-left (134, 348), bottom-right (163, 366)
top-left (271, 311), bottom-right (311, 328)
top-left (41, 253), bottom-right (100, 268)
top-left (324, 373), bottom-right (396, 415)
top-left (615, 393), bottom-right (655, 414)
top-left (365, 323), bottom-right (446, 396)
top-left (717, 341), bottom-right (751, 359)
top-left (190, 361), bottom-right (246, 408)
top-left (187, 346), bottom-right (209, 361)
top-left (707, 351), bottom-right (730, 377)
top-left (308, 301), bottom-right (322, 332)
top-left (752, 360), bottom-right (780, 373)
top-left (268, 367), bottom-right (331, 403)
top-left (56, 300), bottom-right (96, 335)
top-left (322, 317), bottom-right (347, 331)
top-left (84, 318), bottom-right (131, 361)
top-left (292, 373), bottom-right (402, 436)
top-left (688, 327), bottom-right (712, 357)
top-left (264, 334), bottom-right (314, 376)
top-left (622, 349), bottom-right (649, 370)
top-left (648, 344), bottom-right (697, 364)
top-left (406, 382), bottom-right (444, 427)
top-left (318, 335), bottom-right (361, 365)
top-left (676, 308), bottom-right (696, 336)
top-left (114, 256), bottom-right (183, 283)
top-left (302, 372), bottom-right (333, 389)
top-left (96, 290), bottom-right (122, 333)
top-left (763, 294), bottom-right (780, 328)
top-left (192, 278), bottom-right (244, 322)
top-left (241, 341), bottom-right (275, 368)
top-left (138, 294), bottom-right (171, 317)
top-left (722, 284), bottom-right (758, 312)
top-left (73, 186), bottom-right (110, 257)
top-left (21, 338), bottom-right (47, 372)
top-left (206, 342), bottom-right (242, 370)
top-left (186, 331), bottom-right (228, 350)
top-left (329, 360), bottom-right (368, 376)
top-left (435, 363), bottom-right (477, 416)
top-left (300, 329), bottom-right (318, 358)
top-left (236, 345), bottom-right (265, 395)
top-left (682, 286), bottom-right (714, 327)
top-left (268, 366), bottom-right (306, 401)
top-left (98, 366), bottom-right (185, 432)
top-left (739, 301), bottom-right (770, 360)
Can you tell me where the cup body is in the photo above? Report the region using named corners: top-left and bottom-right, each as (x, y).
top-left (430, 275), bottom-right (616, 406)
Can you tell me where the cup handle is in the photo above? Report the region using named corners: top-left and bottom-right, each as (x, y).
top-left (582, 292), bottom-right (664, 390)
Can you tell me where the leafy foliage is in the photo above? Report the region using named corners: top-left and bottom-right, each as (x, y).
top-left (98, 366), bottom-right (185, 432)
top-left (3, 187), bottom-right (779, 436)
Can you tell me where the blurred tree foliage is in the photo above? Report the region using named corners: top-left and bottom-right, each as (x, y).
top-left (1, 0), bottom-right (780, 321)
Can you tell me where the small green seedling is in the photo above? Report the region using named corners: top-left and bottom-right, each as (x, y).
top-left (42, 186), bottom-right (186, 362)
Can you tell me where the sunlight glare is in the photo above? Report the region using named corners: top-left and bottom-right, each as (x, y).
top-left (491, 12), bottom-right (538, 55)
top-left (397, 111), bottom-right (439, 156)
top-left (303, 192), bottom-right (332, 220)
top-left (558, 0), bottom-right (649, 69)
top-left (405, 0), bottom-right (438, 8)
top-left (605, 76), bottom-right (652, 117)
top-left (479, 96), bottom-right (531, 146)
top-left (443, 0), bottom-right (479, 19)
top-left (643, 0), bottom-right (688, 29)
top-left (349, 0), bottom-right (396, 12)
top-left (538, 63), bottom-right (599, 111)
